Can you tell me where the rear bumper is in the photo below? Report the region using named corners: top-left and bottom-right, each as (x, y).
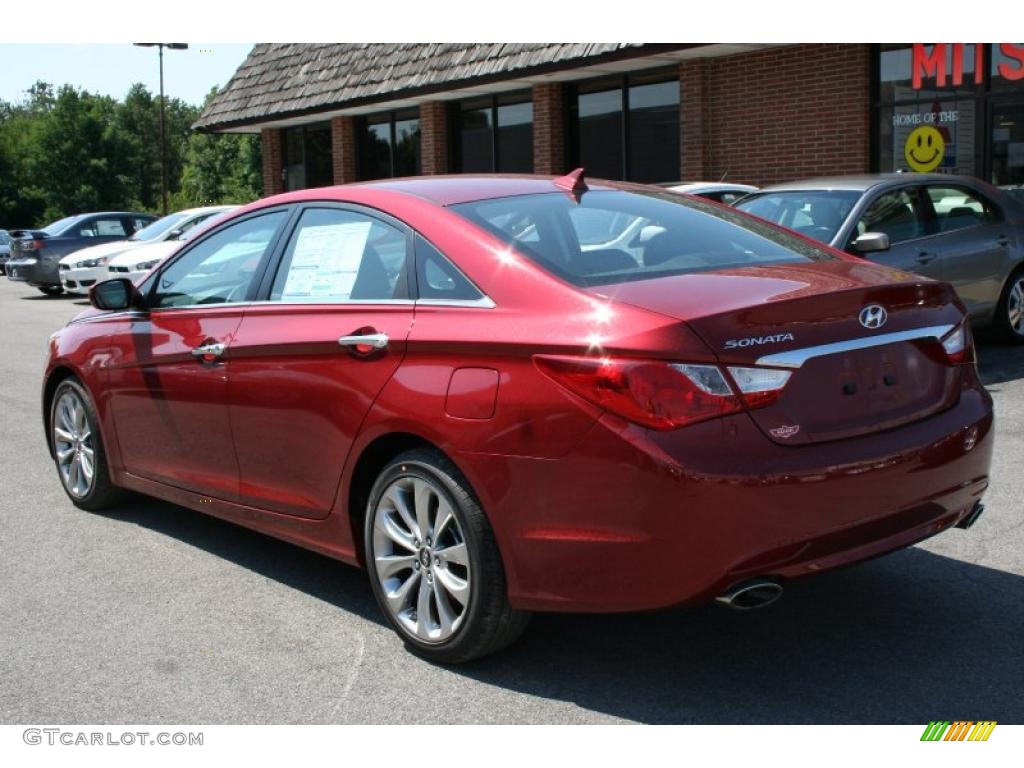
top-left (461, 371), bottom-right (994, 613)
top-left (6, 256), bottom-right (60, 286)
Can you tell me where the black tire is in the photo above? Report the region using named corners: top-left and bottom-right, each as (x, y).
top-left (364, 448), bottom-right (530, 663)
top-left (995, 266), bottom-right (1024, 345)
top-left (38, 285), bottom-right (64, 296)
top-left (49, 378), bottom-right (124, 511)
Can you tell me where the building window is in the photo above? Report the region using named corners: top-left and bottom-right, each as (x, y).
top-left (452, 93), bottom-right (533, 173)
top-left (282, 124), bottom-right (333, 191)
top-left (569, 71), bottom-right (680, 183)
top-left (357, 110), bottom-right (421, 180)
top-left (874, 44), bottom-right (1024, 185)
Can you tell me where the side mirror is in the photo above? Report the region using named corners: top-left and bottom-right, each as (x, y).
top-left (90, 278), bottom-right (143, 311)
top-left (167, 228), bottom-right (185, 240)
top-left (851, 232), bottom-right (890, 254)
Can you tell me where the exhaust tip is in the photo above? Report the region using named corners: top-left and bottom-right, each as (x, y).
top-left (956, 502), bottom-right (985, 530)
top-left (715, 579), bottom-right (783, 610)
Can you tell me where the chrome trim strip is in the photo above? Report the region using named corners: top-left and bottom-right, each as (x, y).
top-left (755, 324), bottom-right (955, 369)
top-left (415, 296), bottom-right (496, 309)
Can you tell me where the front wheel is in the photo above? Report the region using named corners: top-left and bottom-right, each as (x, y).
top-left (364, 449), bottom-right (529, 663)
top-left (996, 267), bottom-right (1024, 344)
top-left (50, 378), bottom-right (123, 510)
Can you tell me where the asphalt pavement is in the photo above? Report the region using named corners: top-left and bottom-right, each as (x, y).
top-left (1, 278), bottom-right (1021, 724)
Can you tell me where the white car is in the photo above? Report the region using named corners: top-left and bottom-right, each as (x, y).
top-left (105, 207), bottom-right (239, 283)
top-left (666, 182), bottom-right (759, 205)
top-left (58, 206), bottom-right (236, 294)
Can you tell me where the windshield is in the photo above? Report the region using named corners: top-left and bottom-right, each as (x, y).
top-left (129, 212), bottom-right (190, 242)
top-left (41, 215), bottom-right (83, 236)
top-left (450, 190), bottom-right (837, 288)
top-left (734, 190), bottom-right (861, 245)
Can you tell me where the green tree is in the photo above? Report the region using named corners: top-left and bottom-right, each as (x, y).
top-left (173, 88), bottom-right (261, 209)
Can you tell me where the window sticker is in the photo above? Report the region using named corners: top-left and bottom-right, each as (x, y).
top-left (281, 221), bottom-right (372, 300)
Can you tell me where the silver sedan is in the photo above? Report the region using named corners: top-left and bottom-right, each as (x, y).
top-left (736, 174), bottom-right (1024, 343)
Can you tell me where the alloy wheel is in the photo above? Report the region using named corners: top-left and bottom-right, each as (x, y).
top-left (371, 476), bottom-right (471, 643)
top-left (53, 390), bottom-right (95, 498)
top-left (1008, 277), bottom-right (1024, 337)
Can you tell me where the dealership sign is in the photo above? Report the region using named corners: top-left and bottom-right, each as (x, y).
top-left (913, 43), bottom-right (1024, 89)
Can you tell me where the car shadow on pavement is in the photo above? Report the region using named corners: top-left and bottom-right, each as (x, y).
top-left (975, 335), bottom-right (1024, 386)
top-left (104, 497), bottom-right (1023, 724)
top-left (100, 497), bottom-right (383, 625)
top-left (462, 548), bottom-right (1024, 724)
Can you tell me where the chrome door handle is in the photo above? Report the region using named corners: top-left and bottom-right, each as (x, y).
top-left (916, 252), bottom-right (937, 265)
top-left (191, 342), bottom-right (226, 358)
top-left (337, 333), bottom-right (389, 350)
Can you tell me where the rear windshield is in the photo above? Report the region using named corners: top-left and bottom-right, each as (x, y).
top-left (41, 215), bottom-right (83, 235)
top-left (734, 190), bottom-right (861, 245)
top-left (450, 190), bottom-right (836, 288)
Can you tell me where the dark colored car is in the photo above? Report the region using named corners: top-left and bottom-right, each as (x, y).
top-left (735, 174), bottom-right (1024, 342)
top-left (6, 212), bottom-right (156, 294)
top-left (43, 174), bottom-right (993, 662)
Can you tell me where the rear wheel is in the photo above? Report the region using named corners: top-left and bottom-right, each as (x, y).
top-left (38, 286), bottom-right (64, 296)
top-left (50, 379), bottom-right (123, 511)
top-left (364, 448), bottom-right (530, 663)
top-left (996, 267), bottom-right (1024, 344)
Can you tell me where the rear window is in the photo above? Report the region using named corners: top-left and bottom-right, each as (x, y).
top-left (450, 190), bottom-right (836, 288)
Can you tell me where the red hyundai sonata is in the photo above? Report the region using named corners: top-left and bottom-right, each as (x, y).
top-left (43, 172), bottom-right (993, 662)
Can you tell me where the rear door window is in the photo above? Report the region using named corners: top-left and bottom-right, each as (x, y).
top-left (78, 218), bottom-right (128, 238)
top-left (926, 186), bottom-right (999, 232)
top-left (269, 207), bottom-right (410, 303)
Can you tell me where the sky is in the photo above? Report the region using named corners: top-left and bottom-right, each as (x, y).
top-left (0, 44), bottom-right (254, 106)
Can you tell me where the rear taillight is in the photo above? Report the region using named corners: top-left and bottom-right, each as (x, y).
top-left (726, 366), bottom-right (792, 408)
top-left (941, 323), bottom-right (970, 364)
top-left (20, 239), bottom-right (43, 252)
top-left (534, 356), bottom-right (790, 431)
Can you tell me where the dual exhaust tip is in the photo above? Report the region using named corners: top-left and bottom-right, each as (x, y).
top-left (715, 579), bottom-right (783, 610)
top-left (715, 503), bottom-right (986, 611)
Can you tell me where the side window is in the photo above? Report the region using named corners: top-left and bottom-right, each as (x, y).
top-left (151, 211), bottom-right (286, 309)
top-left (414, 236), bottom-right (484, 301)
top-left (131, 217), bottom-right (152, 233)
top-left (94, 218), bottom-right (128, 237)
top-left (270, 208), bottom-right (409, 303)
top-left (855, 188), bottom-right (928, 245)
top-left (927, 186), bottom-right (998, 232)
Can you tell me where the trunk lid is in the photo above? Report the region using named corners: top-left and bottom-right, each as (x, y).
top-left (590, 261), bottom-right (965, 445)
top-left (9, 229), bottom-right (48, 258)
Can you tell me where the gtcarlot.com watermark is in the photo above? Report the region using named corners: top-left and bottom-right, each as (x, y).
top-left (23, 728), bottom-right (203, 746)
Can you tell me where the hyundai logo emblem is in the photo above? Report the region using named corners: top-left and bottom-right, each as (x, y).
top-left (859, 304), bottom-right (888, 330)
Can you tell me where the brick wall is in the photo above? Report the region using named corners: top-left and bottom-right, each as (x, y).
top-left (331, 116), bottom-right (357, 184)
top-left (688, 44), bottom-right (872, 187)
top-left (261, 128), bottom-right (284, 196)
top-left (420, 102), bottom-right (449, 175)
top-left (532, 83), bottom-right (565, 175)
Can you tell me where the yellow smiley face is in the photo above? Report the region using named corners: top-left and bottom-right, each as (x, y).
top-left (904, 125), bottom-right (945, 172)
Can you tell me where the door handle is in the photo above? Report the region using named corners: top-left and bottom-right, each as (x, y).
top-left (191, 342), bottom-right (226, 360)
top-left (338, 333), bottom-right (389, 350)
top-left (915, 251), bottom-right (937, 265)
top-left (996, 235), bottom-right (1009, 248)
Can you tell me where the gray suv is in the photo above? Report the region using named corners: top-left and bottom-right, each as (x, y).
top-left (736, 174), bottom-right (1024, 343)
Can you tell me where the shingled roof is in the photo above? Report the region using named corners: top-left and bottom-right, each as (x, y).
top-left (195, 43), bottom-right (689, 131)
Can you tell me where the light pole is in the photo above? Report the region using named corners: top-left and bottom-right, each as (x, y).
top-left (134, 43), bottom-right (188, 216)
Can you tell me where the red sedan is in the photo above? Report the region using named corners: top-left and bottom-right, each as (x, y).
top-left (43, 172), bottom-right (993, 662)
